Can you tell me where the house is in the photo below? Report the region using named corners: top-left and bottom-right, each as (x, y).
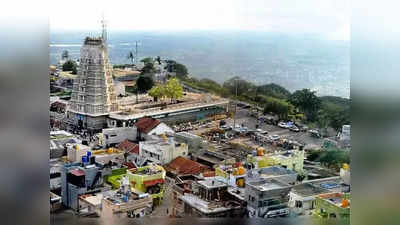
top-left (174, 132), bottom-right (206, 154)
top-left (165, 156), bottom-right (210, 177)
top-left (288, 183), bottom-right (330, 215)
top-left (313, 192), bottom-right (350, 219)
top-left (247, 150), bottom-right (304, 173)
top-left (179, 177), bottom-right (246, 217)
top-left (50, 130), bottom-right (79, 159)
top-left (139, 134), bottom-right (189, 165)
top-left (79, 175), bottom-right (153, 218)
top-left (127, 164), bottom-right (166, 206)
top-left (100, 127), bottom-right (137, 148)
top-left (191, 150), bottom-right (235, 168)
top-left (245, 178), bottom-right (292, 218)
top-left (171, 174), bottom-right (205, 217)
top-left (60, 162), bottom-right (112, 211)
top-left (136, 117), bottom-right (174, 140)
top-left (118, 139), bottom-right (139, 155)
top-left (250, 166), bottom-right (298, 185)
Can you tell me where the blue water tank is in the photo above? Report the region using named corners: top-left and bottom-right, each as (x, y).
top-left (82, 156), bottom-right (88, 163)
top-left (87, 151), bottom-right (92, 158)
top-left (252, 150), bottom-right (257, 156)
top-left (122, 195), bottom-right (129, 202)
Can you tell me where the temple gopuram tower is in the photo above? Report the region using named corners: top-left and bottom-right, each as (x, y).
top-left (67, 19), bottom-right (118, 133)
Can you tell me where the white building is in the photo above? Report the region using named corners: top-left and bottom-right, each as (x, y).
top-left (139, 135), bottom-right (188, 165)
top-left (100, 127), bottom-right (137, 147)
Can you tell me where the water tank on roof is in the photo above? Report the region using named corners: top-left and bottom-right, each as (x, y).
top-left (82, 156), bottom-right (88, 164)
top-left (238, 166), bottom-right (246, 175)
top-left (257, 148), bottom-right (264, 156)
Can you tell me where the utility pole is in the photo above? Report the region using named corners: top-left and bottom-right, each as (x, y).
top-left (135, 41), bottom-right (138, 67)
top-left (233, 78), bottom-right (238, 129)
top-left (135, 41), bottom-right (139, 104)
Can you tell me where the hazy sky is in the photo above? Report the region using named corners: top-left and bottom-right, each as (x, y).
top-left (50, 0), bottom-right (349, 40)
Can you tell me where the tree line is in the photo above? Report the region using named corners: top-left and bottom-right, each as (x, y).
top-left (180, 74), bottom-right (350, 131)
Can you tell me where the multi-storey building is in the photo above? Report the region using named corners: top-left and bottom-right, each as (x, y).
top-left (67, 35), bottom-right (118, 133)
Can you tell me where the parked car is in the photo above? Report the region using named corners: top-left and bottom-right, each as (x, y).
top-left (289, 126), bottom-right (300, 132)
top-left (278, 122), bottom-right (291, 129)
top-left (270, 134), bottom-right (280, 141)
top-left (309, 129), bottom-right (321, 138)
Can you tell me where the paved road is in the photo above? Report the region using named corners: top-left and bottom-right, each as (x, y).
top-left (226, 108), bottom-right (326, 149)
top-left (149, 178), bottom-right (175, 218)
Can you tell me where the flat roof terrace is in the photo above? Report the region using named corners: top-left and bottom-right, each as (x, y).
top-left (198, 178), bottom-right (227, 189)
top-left (110, 98), bottom-right (229, 121)
top-left (247, 178), bottom-right (291, 192)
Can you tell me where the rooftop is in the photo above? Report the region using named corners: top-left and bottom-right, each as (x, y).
top-left (180, 194), bottom-right (231, 214)
top-left (318, 192), bottom-right (350, 209)
top-left (258, 166), bottom-right (297, 177)
top-left (195, 150), bottom-right (233, 163)
top-left (128, 165), bottom-right (165, 176)
top-left (165, 156), bottom-right (208, 175)
top-left (109, 97), bottom-right (229, 121)
top-left (291, 183), bottom-right (330, 197)
top-left (198, 177), bottom-right (227, 189)
top-left (247, 178), bottom-right (290, 192)
top-left (135, 117), bottom-right (161, 133)
top-left (118, 139), bottom-right (139, 154)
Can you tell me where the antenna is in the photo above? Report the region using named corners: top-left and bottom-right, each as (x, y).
top-left (101, 13), bottom-right (107, 43)
top-left (135, 41), bottom-right (138, 65)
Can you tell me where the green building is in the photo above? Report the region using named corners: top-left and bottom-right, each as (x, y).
top-left (313, 192), bottom-right (350, 219)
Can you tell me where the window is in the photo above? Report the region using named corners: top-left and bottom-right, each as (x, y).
top-left (295, 200), bottom-right (303, 208)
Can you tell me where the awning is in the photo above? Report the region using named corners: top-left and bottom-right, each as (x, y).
top-left (143, 179), bottom-right (164, 187)
top-left (70, 169), bottom-right (85, 176)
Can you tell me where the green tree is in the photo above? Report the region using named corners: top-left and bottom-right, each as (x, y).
top-left (263, 98), bottom-right (292, 120)
top-left (165, 78), bottom-right (184, 103)
top-left (140, 57), bottom-right (153, 64)
top-left (148, 84), bottom-right (165, 102)
top-left (136, 75), bottom-right (154, 93)
top-left (257, 83), bottom-right (291, 99)
top-left (141, 63), bottom-right (154, 74)
top-left (223, 76), bottom-right (256, 97)
top-left (62, 60), bottom-right (77, 72)
top-left (288, 89), bottom-right (321, 121)
top-left (175, 63), bottom-right (188, 79)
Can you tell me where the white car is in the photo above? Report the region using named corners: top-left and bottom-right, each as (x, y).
top-left (278, 122), bottom-right (289, 129)
top-left (270, 134), bottom-right (280, 141)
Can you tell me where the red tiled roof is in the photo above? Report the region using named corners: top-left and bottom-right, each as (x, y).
top-left (202, 171), bottom-right (216, 177)
top-left (135, 117), bottom-right (161, 133)
top-left (166, 156), bottom-right (209, 175)
top-left (118, 139), bottom-right (139, 154)
top-left (123, 162), bottom-right (136, 169)
top-left (143, 179), bottom-right (164, 187)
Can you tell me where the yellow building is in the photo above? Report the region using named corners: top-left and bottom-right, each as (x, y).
top-left (247, 150), bottom-right (304, 173)
top-left (127, 164), bottom-right (166, 206)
